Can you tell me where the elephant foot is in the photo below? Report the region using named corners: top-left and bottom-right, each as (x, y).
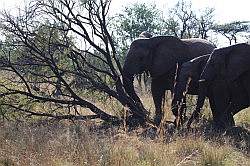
top-left (212, 121), bottom-right (233, 132)
top-left (213, 113), bottom-right (235, 131)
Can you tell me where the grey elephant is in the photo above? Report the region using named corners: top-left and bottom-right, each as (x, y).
top-left (170, 54), bottom-right (227, 128)
top-left (192, 43), bottom-right (250, 129)
top-left (171, 54), bottom-right (210, 125)
top-left (122, 35), bottom-right (216, 125)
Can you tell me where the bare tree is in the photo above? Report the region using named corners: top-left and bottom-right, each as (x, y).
top-left (0, 0), bottom-right (150, 125)
top-left (197, 8), bottom-right (215, 39)
top-left (213, 21), bottom-right (250, 45)
top-left (166, 0), bottom-right (197, 39)
top-left (165, 0), bottom-right (215, 39)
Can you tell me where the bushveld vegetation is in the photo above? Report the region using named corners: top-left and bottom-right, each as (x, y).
top-left (0, 97), bottom-right (249, 166)
top-left (0, 0), bottom-right (249, 165)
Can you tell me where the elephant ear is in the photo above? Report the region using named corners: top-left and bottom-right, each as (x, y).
top-left (225, 43), bottom-right (250, 81)
top-left (200, 46), bottom-right (233, 82)
top-left (149, 36), bottom-right (188, 77)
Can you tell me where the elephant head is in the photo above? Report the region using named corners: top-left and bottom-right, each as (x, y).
top-left (123, 36), bottom-right (188, 76)
top-left (200, 43), bottom-right (250, 83)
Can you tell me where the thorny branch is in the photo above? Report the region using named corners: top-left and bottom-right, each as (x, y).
top-left (0, 0), bottom-right (148, 125)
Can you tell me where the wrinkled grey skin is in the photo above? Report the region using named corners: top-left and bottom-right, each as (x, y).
top-left (122, 36), bottom-right (215, 125)
top-left (196, 43), bottom-right (250, 129)
top-left (171, 54), bottom-right (210, 121)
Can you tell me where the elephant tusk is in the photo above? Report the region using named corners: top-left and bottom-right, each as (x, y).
top-left (199, 79), bottom-right (206, 82)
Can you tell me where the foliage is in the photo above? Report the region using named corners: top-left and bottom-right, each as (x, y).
top-left (111, 2), bottom-right (162, 92)
top-left (0, 0), bottom-right (149, 124)
top-left (113, 3), bottom-right (163, 40)
top-left (165, 0), bottom-right (215, 39)
top-left (213, 21), bottom-right (250, 45)
top-left (111, 2), bottom-right (163, 62)
top-left (197, 8), bottom-right (216, 39)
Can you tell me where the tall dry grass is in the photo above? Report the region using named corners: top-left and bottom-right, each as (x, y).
top-left (0, 93), bottom-right (249, 166)
top-left (0, 118), bottom-right (249, 166)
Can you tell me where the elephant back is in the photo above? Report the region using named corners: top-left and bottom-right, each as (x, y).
top-left (181, 38), bottom-right (216, 61)
top-left (226, 43), bottom-right (250, 81)
top-left (150, 36), bottom-right (187, 52)
top-left (203, 43), bottom-right (250, 82)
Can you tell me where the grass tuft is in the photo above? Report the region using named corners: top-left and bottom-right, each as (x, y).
top-left (0, 93), bottom-right (249, 166)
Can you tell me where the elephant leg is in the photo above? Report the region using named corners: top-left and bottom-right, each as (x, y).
top-left (151, 78), bottom-right (166, 126)
top-left (208, 92), bottom-right (235, 131)
top-left (242, 71), bottom-right (250, 105)
top-left (207, 95), bottom-right (224, 130)
top-left (226, 111), bottom-right (235, 127)
top-left (246, 86), bottom-right (250, 105)
top-left (213, 108), bottom-right (235, 130)
top-left (211, 83), bottom-right (234, 130)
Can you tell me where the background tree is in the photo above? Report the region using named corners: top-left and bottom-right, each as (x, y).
top-left (213, 21), bottom-right (250, 45)
top-left (196, 8), bottom-right (215, 39)
top-left (0, 0), bottom-right (151, 125)
top-left (112, 3), bottom-right (163, 92)
top-left (113, 3), bottom-right (163, 47)
top-left (164, 0), bottom-right (215, 39)
top-left (166, 0), bottom-right (197, 38)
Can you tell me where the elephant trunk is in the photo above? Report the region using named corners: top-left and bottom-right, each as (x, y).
top-left (187, 81), bottom-right (207, 128)
top-left (122, 70), bottom-right (141, 103)
top-left (172, 72), bottom-right (190, 116)
top-left (195, 83), bottom-right (207, 114)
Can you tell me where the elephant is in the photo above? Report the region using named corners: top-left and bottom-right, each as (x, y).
top-left (171, 54), bottom-right (210, 125)
top-left (192, 43), bottom-right (250, 129)
top-left (122, 35), bottom-right (216, 125)
top-left (170, 54), bottom-right (230, 128)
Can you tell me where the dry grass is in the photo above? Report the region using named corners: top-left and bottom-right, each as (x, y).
top-left (235, 108), bottom-right (250, 128)
top-left (0, 119), bottom-right (249, 166)
top-left (0, 93), bottom-right (249, 166)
